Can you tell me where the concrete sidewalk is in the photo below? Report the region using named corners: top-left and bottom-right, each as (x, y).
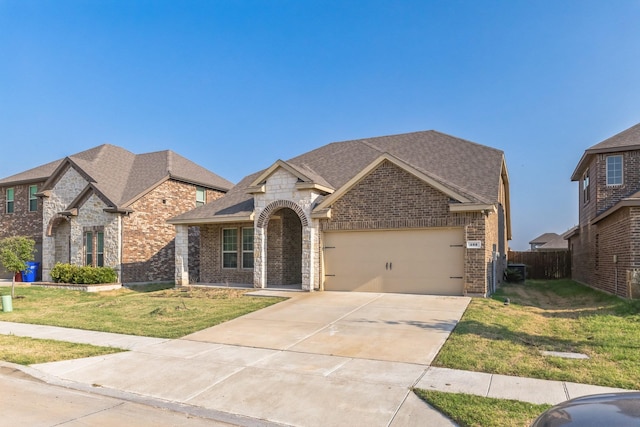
top-left (0, 321), bottom-right (634, 427)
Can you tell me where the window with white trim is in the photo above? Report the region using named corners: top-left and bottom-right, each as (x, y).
top-left (242, 227), bottom-right (254, 269)
top-left (582, 171), bottom-right (590, 203)
top-left (29, 185), bottom-right (38, 212)
top-left (6, 188), bottom-right (14, 214)
top-left (606, 155), bottom-right (623, 186)
top-left (196, 187), bottom-right (206, 207)
top-left (222, 228), bottom-right (238, 268)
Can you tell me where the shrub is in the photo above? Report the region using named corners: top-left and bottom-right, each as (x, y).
top-left (51, 264), bottom-right (117, 284)
top-left (504, 267), bottom-right (524, 283)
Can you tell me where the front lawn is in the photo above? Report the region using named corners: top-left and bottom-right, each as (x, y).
top-left (0, 284), bottom-right (285, 338)
top-left (435, 279), bottom-right (640, 389)
top-left (415, 389), bottom-right (550, 427)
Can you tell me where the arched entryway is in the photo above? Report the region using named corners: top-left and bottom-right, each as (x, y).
top-left (256, 200), bottom-right (307, 289)
top-left (47, 215), bottom-right (71, 265)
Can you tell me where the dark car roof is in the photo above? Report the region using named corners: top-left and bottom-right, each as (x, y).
top-left (531, 392), bottom-right (640, 427)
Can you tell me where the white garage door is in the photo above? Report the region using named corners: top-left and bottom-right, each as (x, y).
top-left (323, 228), bottom-right (464, 295)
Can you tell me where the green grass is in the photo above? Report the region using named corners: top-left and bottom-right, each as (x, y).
top-left (0, 334), bottom-right (122, 365)
top-left (435, 279), bottom-right (640, 389)
top-left (0, 284), bottom-right (285, 338)
top-left (415, 389), bottom-right (550, 427)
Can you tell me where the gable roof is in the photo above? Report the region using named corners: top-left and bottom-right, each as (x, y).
top-left (529, 232), bottom-right (561, 245)
top-left (0, 159), bottom-right (63, 186)
top-left (0, 144), bottom-right (233, 211)
top-left (572, 123), bottom-right (640, 181)
top-left (529, 232), bottom-right (568, 250)
top-left (169, 130), bottom-right (508, 224)
top-left (536, 235), bottom-right (569, 250)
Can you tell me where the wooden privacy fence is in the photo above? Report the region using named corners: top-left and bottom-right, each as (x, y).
top-left (507, 250), bottom-right (571, 280)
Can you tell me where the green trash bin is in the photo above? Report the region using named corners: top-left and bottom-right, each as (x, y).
top-left (2, 295), bottom-right (12, 313)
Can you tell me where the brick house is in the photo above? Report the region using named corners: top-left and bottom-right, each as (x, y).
top-left (170, 131), bottom-right (511, 296)
top-left (0, 144), bottom-right (232, 282)
top-left (568, 123), bottom-right (640, 297)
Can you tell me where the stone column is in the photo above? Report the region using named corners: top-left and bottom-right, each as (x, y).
top-left (42, 235), bottom-right (54, 282)
top-left (174, 225), bottom-right (189, 286)
top-left (254, 226), bottom-right (266, 288)
top-left (302, 224), bottom-right (319, 291)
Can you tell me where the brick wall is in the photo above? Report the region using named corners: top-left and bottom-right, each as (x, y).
top-left (0, 182), bottom-right (45, 277)
top-left (266, 217), bottom-right (283, 284)
top-left (121, 180), bottom-right (224, 283)
top-left (595, 151), bottom-right (640, 215)
top-left (323, 160), bottom-right (497, 295)
top-left (200, 223), bottom-right (254, 284)
top-left (198, 211), bottom-right (303, 286)
top-left (572, 152), bottom-right (640, 297)
top-left (0, 182), bottom-right (44, 242)
top-left (279, 209), bottom-right (302, 284)
top-left (594, 208), bottom-right (631, 296)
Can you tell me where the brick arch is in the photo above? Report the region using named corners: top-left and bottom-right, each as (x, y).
top-left (46, 215), bottom-right (70, 236)
top-left (257, 200), bottom-right (309, 228)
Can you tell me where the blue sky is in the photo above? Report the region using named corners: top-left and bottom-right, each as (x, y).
top-left (2, 1), bottom-right (640, 250)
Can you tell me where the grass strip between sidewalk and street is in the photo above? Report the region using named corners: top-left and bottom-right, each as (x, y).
top-left (414, 389), bottom-right (551, 427)
top-left (434, 279), bottom-right (640, 390)
top-left (0, 283), bottom-right (285, 338)
top-left (0, 334), bottom-right (123, 365)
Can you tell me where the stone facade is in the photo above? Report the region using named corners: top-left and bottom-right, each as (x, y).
top-left (253, 168), bottom-right (322, 291)
top-left (42, 167), bottom-right (121, 281)
top-left (39, 165), bottom-right (225, 283)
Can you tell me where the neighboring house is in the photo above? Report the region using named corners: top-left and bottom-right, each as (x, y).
top-left (529, 232), bottom-right (569, 251)
top-left (568, 122), bottom-right (640, 297)
top-left (169, 130), bottom-right (511, 296)
top-left (0, 144), bottom-right (232, 283)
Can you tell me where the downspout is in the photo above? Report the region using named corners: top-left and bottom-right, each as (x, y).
top-left (119, 213), bottom-right (124, 284)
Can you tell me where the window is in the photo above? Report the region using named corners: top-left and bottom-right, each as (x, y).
top-left (96, 232), bottom-right (104, 267)
top-left (85, 232), bottom-right (93, 266)
top-left (582, 171), bottom-right (590, 203)
top-left (6, 188), bottom-right (14, 213)
top-left (606, 155), bottom-right (623, 186)
top-left (222, 228), bottom-right (238, 268)
top-left (196, 187), bottom-right (206, 207)
top-left (84, 229), bottom-right (105, 267)
top-left (29, 185), bottom-right (38, 212)
top-left (242, 227), bottom-right (254, 269)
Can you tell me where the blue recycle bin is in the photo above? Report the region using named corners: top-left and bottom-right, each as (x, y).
top-left (21, 261), bottom-right (40, 282)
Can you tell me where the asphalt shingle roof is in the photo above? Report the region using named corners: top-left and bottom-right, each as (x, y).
top-left (587, 122), bottom-right (640, 152)
top-left (0, 144), bottom-right (234, 210)
top-left (572, 122), bottom-right (640, 180)
top-left (170, 130), bottom-right (506, 222)
top-left (529, 232), bottom-right (561, 245)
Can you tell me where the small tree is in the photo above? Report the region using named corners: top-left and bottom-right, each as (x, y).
top-left (0, 236), bottom-right (36, 298)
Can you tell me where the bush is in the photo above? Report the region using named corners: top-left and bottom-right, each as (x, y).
top-left (51, 264), bottom-right (117, 284)
top-left (504, 267), bottom-right (524, 283)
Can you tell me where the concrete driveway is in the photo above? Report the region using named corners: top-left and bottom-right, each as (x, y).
top-left (186, 291), bottom-right (469, 365)
top-left (34, 291), bottom-right (470, 427)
